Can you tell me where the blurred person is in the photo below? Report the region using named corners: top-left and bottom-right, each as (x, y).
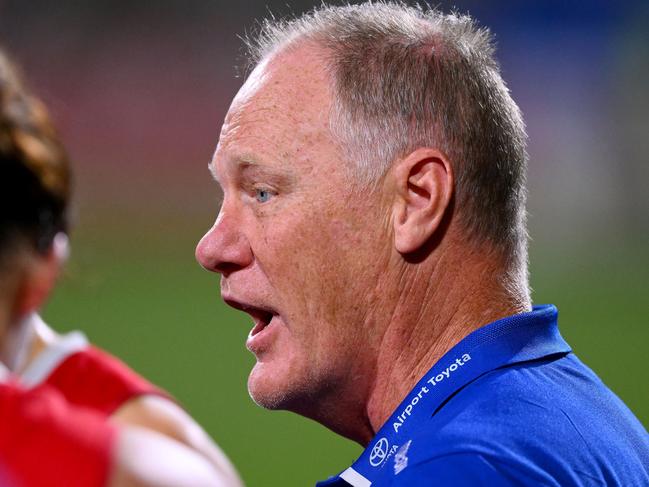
top-left (1, 366), bottom-right (225, 487)
top-left (0, 48), bottom-right (242, 486)
top-left (196, 3), bottom-right (649, 486)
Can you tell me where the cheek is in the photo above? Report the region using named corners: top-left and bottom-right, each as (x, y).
top-left (294, 221), bottom-right (374, 325)
top-left (254, 197), bottom-right (384, 330)
top-left (253, 203), bottom-right (332, 279)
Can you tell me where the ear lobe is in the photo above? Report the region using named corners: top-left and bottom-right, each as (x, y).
top-left (392, 148), bottom-right (453, 254)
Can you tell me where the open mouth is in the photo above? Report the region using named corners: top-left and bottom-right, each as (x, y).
top-left (223, 297), bottom-right (277, 336)
top-left (249, 309), bottom-right (275, 336)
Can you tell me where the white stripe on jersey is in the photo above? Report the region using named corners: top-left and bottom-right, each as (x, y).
top-left (19, 314), bottom-right (88, 388)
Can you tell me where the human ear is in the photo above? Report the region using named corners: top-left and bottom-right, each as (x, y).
top-left (11, 234), bottom-right (68, 321)
top-left (392, 148), bottom-right (453, 254)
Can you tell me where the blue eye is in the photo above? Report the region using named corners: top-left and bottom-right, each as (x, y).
top-left (254, 188), bottom-right (274, 203)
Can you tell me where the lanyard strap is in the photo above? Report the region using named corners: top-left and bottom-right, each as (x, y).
top-left (320, 305), bottom-right (570, 486)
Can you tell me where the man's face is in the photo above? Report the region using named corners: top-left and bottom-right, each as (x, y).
top-left (196, 46), bottom-right (391, 413)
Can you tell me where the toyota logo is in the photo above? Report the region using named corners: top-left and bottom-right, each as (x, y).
top-left (369, 437), bottom-right (389, 467)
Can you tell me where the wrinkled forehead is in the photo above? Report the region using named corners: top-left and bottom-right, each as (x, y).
top-left (218, 44), bottom-right (335, 159)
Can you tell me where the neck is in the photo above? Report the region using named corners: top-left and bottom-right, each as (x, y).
top-left (358, 244), bottom-right (530, 446)
top-left (0, 313), bottom-right (33, 372)
top-left (0, 312), bottom-right (56, 374)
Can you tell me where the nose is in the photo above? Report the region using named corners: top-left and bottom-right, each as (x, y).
top-left (195, 211), bottom-right (253, 276)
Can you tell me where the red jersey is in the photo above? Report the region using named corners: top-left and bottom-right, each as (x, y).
top-left (0, 380), bottom-right (114, 487)
top-left (43, 345), bottom-right (167, 416)
top-left (20, 331), bottom-right (169, 416)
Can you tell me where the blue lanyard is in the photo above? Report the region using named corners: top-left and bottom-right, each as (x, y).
top-left (318, 305), bottom-right (570, 486)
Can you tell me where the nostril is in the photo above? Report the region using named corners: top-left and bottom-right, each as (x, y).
top-left (214, 262), bottom-right (243, 277)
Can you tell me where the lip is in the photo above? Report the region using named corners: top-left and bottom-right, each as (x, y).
top-left (221, 294), bottom-right (279, 350)
top-left (246, 315), bottom-right (281, 355)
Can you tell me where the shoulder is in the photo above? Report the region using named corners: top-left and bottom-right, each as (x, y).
top-left (387, 354), bottom-right (649, 486)
top-left (24, 318), bottom-right (169, 414)
top-left (44, 345), bottom-right (169, 415)
top-left (434, 352), bottom-right (647, 444)
top-left (42, 342), bottom-right (242, 484)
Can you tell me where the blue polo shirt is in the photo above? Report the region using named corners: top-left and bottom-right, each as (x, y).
top-left (318, 305), bottom-right (649, 486)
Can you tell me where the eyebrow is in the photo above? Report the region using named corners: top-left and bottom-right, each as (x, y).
top-left (207, 154), bottom-right (262, 175)
top-left (208, 157), bottom-right (295, 187)
top-left (239, 161), bottom-right (295, 188)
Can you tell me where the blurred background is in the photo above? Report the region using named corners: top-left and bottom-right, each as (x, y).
top-left (1, 0), bottom-right (647, 484)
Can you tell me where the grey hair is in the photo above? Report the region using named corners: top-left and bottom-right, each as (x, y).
top-left (245, 2), bottom-right (529, 280)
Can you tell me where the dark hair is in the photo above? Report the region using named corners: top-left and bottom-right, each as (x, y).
top-left (0, 49), bottom-right (70, 256)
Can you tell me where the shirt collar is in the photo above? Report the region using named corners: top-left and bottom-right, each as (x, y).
top-left (318, 304), bottom-right (571, 486)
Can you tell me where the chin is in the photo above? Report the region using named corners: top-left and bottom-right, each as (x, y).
top-left (247, 360), bottom-right (291, 408)
top-left (247, 359), bottom-right (316, 412)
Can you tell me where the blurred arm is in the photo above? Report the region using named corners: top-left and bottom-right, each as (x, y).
top-left (110, 425), bottom-right (233, 487)
top-left (112, 395), bottom-right (244, 487)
